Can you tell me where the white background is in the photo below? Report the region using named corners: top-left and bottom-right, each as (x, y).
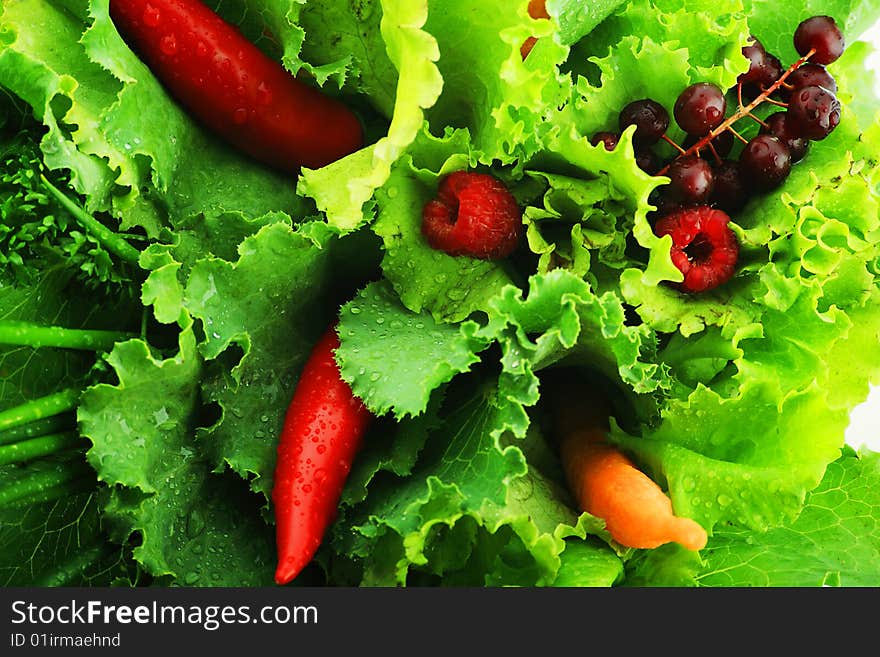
top-left (843, 21), bottom-right (880, 452)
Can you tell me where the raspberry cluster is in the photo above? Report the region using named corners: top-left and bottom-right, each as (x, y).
top-left (591, 15), bottom-right (845, 293)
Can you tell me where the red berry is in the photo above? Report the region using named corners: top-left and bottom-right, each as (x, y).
top-left (421, 171), bottom-right (522, 260)
top-left (786, 63), bottom-right (837, 94)
top-left (674, 83), bottom-right (727, 137)
top-left (590, 131), bottom-right (620, 151)
top-left (786, 85), bottom-right (841, 141)
top-left (738, 37), bottom-right (784, 95)
top-left (710, 160), bottom-right (749, 214)
top-left (760, 112), bottom-right (809, 162)
top-left (635, 148), bottom-right (661, 175)
top-left (794, 16), bottom-right (845, 66)
top-left (618, 99), bottom-right (670, 146)
top-left (654, 206), bottom-right (739, 293)
top-left (666, 155), bottom-right (714, 205)
top-left (739, 134), bottom-right (792, 189)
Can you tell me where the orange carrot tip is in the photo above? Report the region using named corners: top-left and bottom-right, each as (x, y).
top-left (563, 438), bottom-right (707, 551)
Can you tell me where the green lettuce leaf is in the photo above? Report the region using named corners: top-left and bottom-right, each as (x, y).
top-left (0, 491), bottom-right (137, 586)
top-left (423, 0), bottom-right (569, 164)
top-left (298, 0), bottom-right (443, 231)
top-left (336, 280), bottom-right (487, 419)
top-left (698, 448), bottom-right (880, 586)
top-left (329, 269), bottom-right (666, 585)
top-left (577, 0), bottom-right (751, 95)
top-left (79, 326), bottom-right (276, 586)
top-left (330, 369), bottom-right (571, 586)
top-left (545, 0), bottom-right (629, 47)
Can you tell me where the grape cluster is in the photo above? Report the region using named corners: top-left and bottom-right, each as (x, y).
top-left (589, 15), bottom-right (845, 293)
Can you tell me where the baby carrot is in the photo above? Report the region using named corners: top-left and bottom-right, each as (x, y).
top-left (548, 377), bottom-right (707, 551)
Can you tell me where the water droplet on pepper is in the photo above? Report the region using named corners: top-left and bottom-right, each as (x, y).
top-left (142, 4), bottom-right (161, 27)
top-left (159, 34), bottom-right (177, 56)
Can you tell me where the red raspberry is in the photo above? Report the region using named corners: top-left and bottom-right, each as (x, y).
top-left (421, 171), bottom-right (522, 260)
top-left (654, 206), bottom-right (739, 293)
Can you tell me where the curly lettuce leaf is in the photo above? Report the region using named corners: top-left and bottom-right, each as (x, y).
top-left (330, 370), bottom-right (575, 586)
top-left (329, 270), bottom-right (667, 585)
top-left (0, 0), bottom-right (137, 220)
top-left (78, 327), bottom-right (276, 586)
top-left (524, 128), bottom-right (675, 289)
top-left (336, 280), bottom-right (487, 419)
top-left (296, 0), bottom-right (399, 116)
top-left (534, 127), bottom-right (681, 288)
top-left (545, 0), bottom-right (629, 47)
top-left (552, 540), bottom-right (624, 587)
top-left (422, 0), bottom-right (569, 164)
top-left (298, 0), bottom-right (443, 231)
top-left (575, 0), bottom-right (751, 94)
top-left (698, 448), bottom-right (880, 586)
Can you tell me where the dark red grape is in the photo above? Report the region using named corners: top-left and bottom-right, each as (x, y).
top-left (760, 112), bottom-right (809, 162)
top-left (738, 37), bottom-right (784, 94)
top-left (635, 148), bottom-right (661, 175)
top-left (648, 189), bottom-right (682, 219)
top-left (710, 160), bottom-right (748, 213)
top-left (666, 155), bottom-right (714, 205)
top-left (787, 85), bottom-right (841, 140)
top-left (674, 83), bottom-right (727, 136)
top-left (590, 131), bottom-right (620, 151)
top-left (619, 99), bottom-right (670, 145)
top-left (787, 63), bottom-right (837, 94)
top-left (684, 130), bottom-right (735, 159)
top-left (794, 16), bottom-right (845, 65)
top-left (739, 134), bottom-right (792, 190)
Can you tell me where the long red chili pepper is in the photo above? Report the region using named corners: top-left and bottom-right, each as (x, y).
top-left (109, 0), bottom-right (363, 172)
top-left (272, 326), bottom-right (372, 585)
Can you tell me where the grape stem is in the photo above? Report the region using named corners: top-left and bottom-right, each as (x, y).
top-left (661, 134), bottom-right (687, 154)
top-left (657, 48), bottom-right (816, 176)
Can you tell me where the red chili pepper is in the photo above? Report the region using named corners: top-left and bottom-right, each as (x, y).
top-left (109, 0), bottom-right (363, 172)
top-left (271, 326), bottom-right (372, 585)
